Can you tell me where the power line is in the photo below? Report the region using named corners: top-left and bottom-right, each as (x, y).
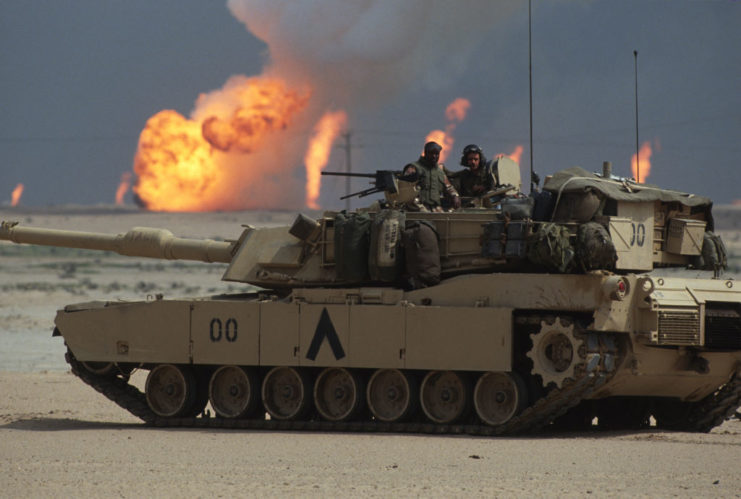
top-left (0, 135), bottom-right (138, 144)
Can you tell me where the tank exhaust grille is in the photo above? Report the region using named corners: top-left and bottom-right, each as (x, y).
top-left (657, 307), bottom-right (701, 346)
top-left (705, 302), bottom-right (741, 350)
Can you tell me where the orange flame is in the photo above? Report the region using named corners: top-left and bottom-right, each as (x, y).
top-left (733, 199), bottom-right (741, 206)
top-left (115, 172), bottom-right (132, 205)
top-left (631, 141), bottom-right (653, 183)
top-left (10, 183), bottom-right (24, 207)
top-left (445, 97), bottom-right (471, 123)
top-left (305, 110), bottom-right (347, 209)
top-left (198, 78), bottom-right (309, 153)
top-left (495, 145), bottom-right (524, 165)
top-left (507, 145), bottom-right (524, 164)
top-left (424, 97), bottom-right (471, 163)
top-left (424, 129), bottom-right (454, 161)
top-left (132, 76), bottom-right (310, 211)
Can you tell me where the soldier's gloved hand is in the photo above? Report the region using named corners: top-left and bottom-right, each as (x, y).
top-left (452, 195), bottom-right (461, 210)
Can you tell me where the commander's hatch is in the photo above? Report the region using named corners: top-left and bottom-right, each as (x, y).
top-left (492, 156), bottom-right (522, 193)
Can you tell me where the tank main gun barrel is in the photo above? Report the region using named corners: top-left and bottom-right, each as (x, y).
top-left (0, 221), bottom-right (235, 263)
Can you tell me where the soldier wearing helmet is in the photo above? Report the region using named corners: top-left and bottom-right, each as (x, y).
top-left (403, 141), bottom-right (461, 211)
top-left (454, 144), bottom-right (496, 200)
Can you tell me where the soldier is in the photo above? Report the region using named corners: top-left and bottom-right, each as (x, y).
top-left (454, 144), bottom-right (496, 199)
top-left (403, 141), bottom-right (461, 211)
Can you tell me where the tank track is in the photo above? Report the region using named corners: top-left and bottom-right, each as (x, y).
top-left (66, 337), bottom-right (618, 436)
top-left (665, 368), bottom-right (741, 433)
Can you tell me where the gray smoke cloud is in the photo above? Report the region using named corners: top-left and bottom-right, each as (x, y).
top-left (226, 0), bottom-right (519, 107)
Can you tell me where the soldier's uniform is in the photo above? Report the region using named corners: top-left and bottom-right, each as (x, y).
top-left (455, 161), bottom-right (495, 198)
top-left (404, 157), bottom-right (460, 211)
top-left (449, 144), bottom-right (498, 208)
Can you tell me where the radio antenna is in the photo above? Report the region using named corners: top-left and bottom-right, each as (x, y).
top-left (634, 50), bottom-right (640, 182)
top-left (528, 0), bottom-right (535, 193)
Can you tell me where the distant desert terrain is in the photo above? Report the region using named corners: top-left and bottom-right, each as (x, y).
top-left (0, 206), bottom-right (739, 497)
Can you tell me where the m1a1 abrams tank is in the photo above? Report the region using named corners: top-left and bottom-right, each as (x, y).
top-left (1, 160), bottom-right (739, 435)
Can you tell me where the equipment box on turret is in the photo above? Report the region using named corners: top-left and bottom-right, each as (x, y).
top-left (666, 218), bottom-right (705, 255)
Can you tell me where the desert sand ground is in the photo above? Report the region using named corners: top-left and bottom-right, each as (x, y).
top-left (1, 371), bottom-right (739, 498)
top-left (1, 207), bottom-right (740, 498)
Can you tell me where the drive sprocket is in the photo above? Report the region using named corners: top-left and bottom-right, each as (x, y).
top-left (527, 318), bottom-right (584, 388)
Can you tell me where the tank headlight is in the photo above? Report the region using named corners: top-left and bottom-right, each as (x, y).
top-left (603, 276), bottom-right (630, 301)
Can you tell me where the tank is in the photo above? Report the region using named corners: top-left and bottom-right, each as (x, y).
top-left (1, 162), bottom-right (739, 435)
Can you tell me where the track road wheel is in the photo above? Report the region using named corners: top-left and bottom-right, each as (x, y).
top-left (145, 364), bottom-right (198, 418)
top-left (474, 372), bottom-right (528, 426)
top-left (367, 369), bottom-right (417, 422)
top-left (261, 367), bottom-right (311, 420)
top-left (314, 368), bottom-right (364, 421)
top-left (420, 371), bottom-right (471, 424)
top-left (209, 366), bottom-right (260, 419)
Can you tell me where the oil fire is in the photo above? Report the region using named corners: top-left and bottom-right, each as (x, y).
top-left (10, 183), bottom-right (24, 207)
top-left (631, 141), bottom-right (653, 183)
top-left (115, 172), bottom-right (132, 205)
top-left (495, 145), bottom-right (524, 165)
top-left (424, 97), bottom-right (471, 163)
top-left (507, 145), bottom-right (523, 164)
top-left (132, 76), bottom-right (310, 211)
top-left (305, 111), bottom-right (347, 210)
top-left (424, 130), bottom-right (452, 160)
top-left (129, 2), bottom-right (518, 211)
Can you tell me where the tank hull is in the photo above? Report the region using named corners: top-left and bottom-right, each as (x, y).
top-left (55, 272), bottom-right (741, 432)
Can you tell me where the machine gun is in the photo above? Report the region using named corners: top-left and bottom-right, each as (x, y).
top-left (321, 170), bottom-right (405, 199)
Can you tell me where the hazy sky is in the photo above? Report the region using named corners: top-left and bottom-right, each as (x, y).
top-left (1, 0), bottom-right (739, 209)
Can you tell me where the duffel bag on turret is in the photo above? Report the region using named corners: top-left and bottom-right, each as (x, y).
top-left (369, 209), bottom-right (405, 282)
top-left (402, 220), bottom-right (440, 289)
top-left (334, 211), bottom-right (371, 281)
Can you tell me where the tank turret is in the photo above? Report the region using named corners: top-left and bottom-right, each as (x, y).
top-left (1, 165), bottom-right (728, 289)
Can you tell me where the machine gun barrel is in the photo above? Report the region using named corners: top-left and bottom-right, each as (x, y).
top-left (321, 171), bottom-right (377, 178)
top-left (321, 170), bottom-right (401, 200)
top-left (340, 187), bottom-right (381, 200)
top-left (0, 221), bottom-right (235, 263)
